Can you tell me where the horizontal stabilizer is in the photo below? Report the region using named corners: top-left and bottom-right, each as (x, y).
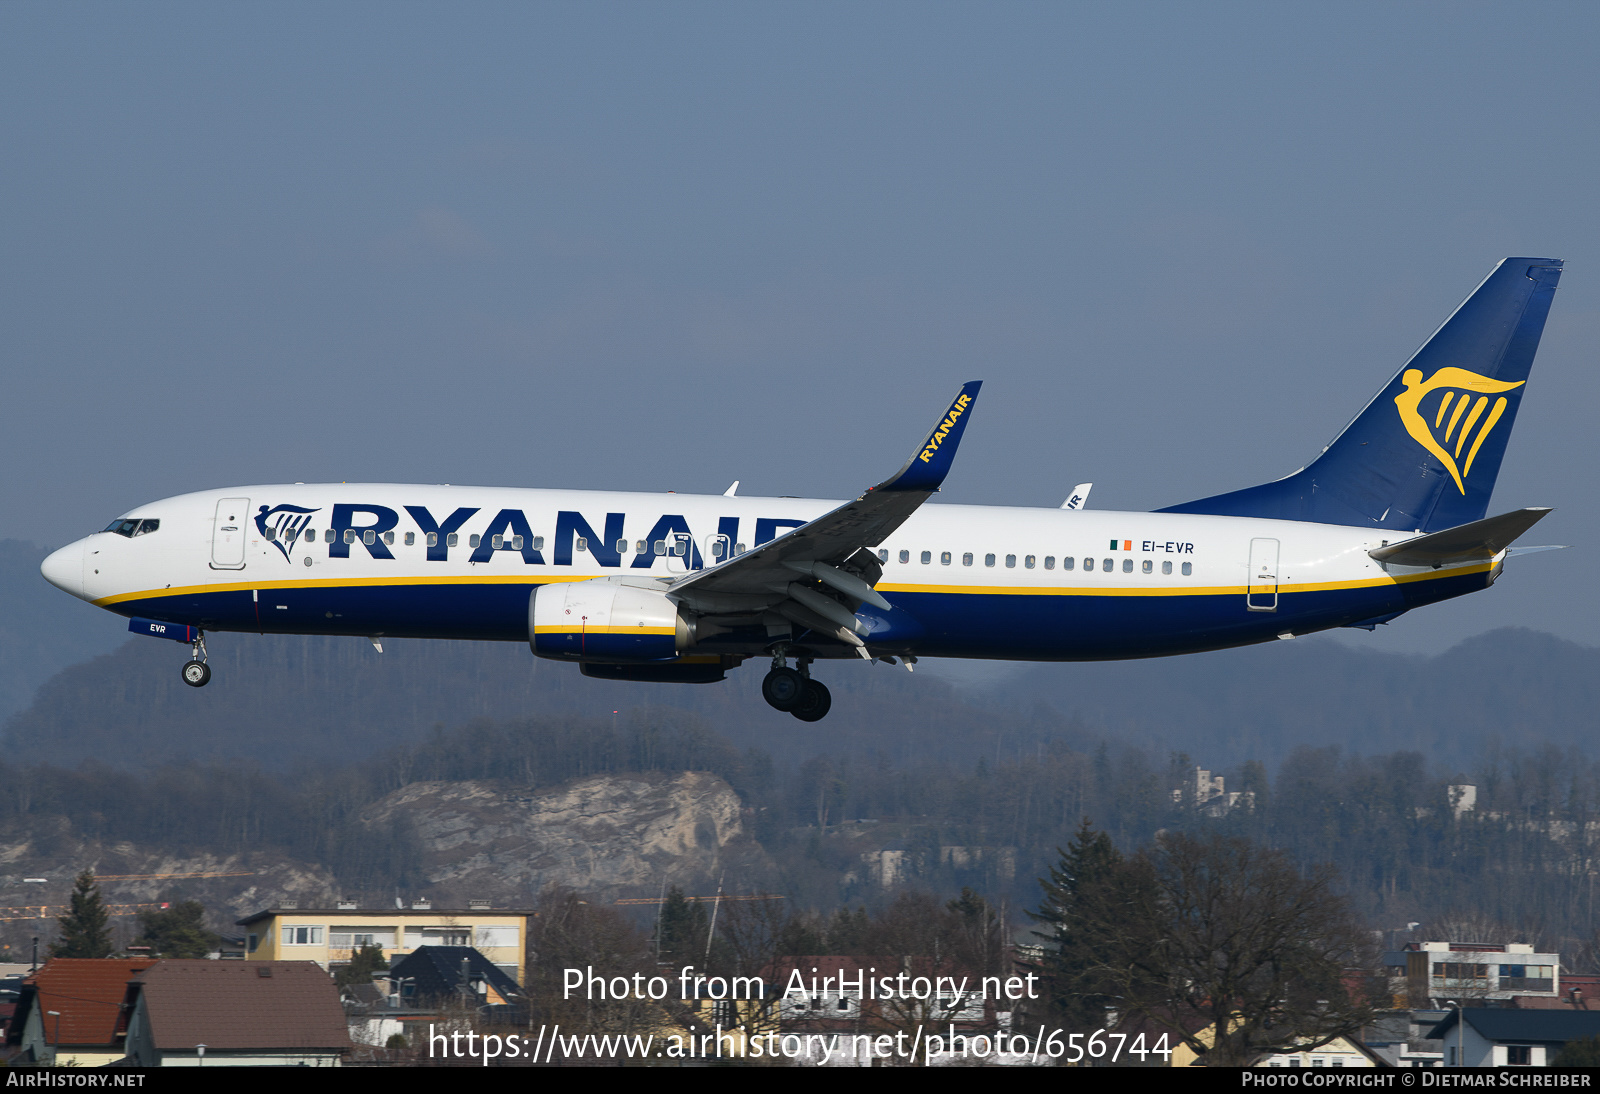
top-left (1369, 507), bottom-right (1552, 568)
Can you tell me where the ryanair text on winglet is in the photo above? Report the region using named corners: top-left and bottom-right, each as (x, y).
top-left (918, 393), bottom-right (973, 463)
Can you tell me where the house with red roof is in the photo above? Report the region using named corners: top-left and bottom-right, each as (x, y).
top-left (5, 958), bottom-right (158, 1066)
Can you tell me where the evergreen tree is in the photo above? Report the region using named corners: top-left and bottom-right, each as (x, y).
top-left (824, 906), bottom-right (869, 954)
top-left (132, 900), bottom-right (217, 958)
top-left (51, 871), bottom-right (113, 959)
top-left (946, 887), bottom-right (1007, 979)
top-left (654, 886), bottom-right (708, 964)
top-left (1027, 820), bottom-right (1149, 1030)
top-left (335, 941), bottom-right (391, 987)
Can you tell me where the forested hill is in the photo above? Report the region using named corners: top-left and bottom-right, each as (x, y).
top-left (1, 632), bottom-right (1023, 771)
top-left (1002, 626), bottom-right (1600, 769)
top-left (4, 621), bottom-right (1596, 772)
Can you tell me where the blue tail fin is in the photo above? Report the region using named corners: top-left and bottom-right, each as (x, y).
top-left (1158, 258), bottom-right (1563, 533)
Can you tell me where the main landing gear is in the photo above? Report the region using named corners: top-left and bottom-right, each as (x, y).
top-left (181, 632), bottom-right (211, 688)
top-left (762, 651), bottom-right (832, 722)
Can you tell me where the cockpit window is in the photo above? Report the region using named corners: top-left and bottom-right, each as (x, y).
top-left (101, 519), bottom-right (159, 538)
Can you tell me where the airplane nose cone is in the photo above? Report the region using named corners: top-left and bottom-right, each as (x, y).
top-left (40, 540), bottom-right (86, 600)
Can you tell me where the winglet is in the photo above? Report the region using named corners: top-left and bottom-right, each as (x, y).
top-left (877, 381), bottom-right (982, 493)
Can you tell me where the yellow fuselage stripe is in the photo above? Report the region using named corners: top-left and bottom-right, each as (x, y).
top-left (533, 625), bottom-right (676, 635)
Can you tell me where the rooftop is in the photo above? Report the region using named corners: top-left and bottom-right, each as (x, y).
top-left (125, 960), bottom-right (350, 1052)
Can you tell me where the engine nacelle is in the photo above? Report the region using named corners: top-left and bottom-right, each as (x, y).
top-left (529, 580), bottom-right (694, 663)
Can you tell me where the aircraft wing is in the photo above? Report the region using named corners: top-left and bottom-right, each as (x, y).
top-left (667, 381), bottom-right (981, 650)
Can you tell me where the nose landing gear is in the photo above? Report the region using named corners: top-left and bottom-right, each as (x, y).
top-left (761, 650), bottom-right (833, 721)
top-left (181, 632), bottom-right (211, 688)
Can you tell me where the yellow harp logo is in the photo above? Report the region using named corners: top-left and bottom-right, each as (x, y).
top-left (1394, 368), bottom-right (1525, 494)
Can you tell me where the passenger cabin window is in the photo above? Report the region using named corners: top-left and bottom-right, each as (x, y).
top-left (470, 534), bottom-right (481, 548)
top-left (734, 542), bottom-right (745, 555)
top-left (1101, 558), bottom-right (1112, 572)
top-left (1182, 562), bottom-right (1192, 576)
top-left (405, 532), bottom-right (415, 546)
top-left (920, 551), bottom-right (931, 564)
top-left (1005, 554), bottom-right (1016, 568)
top-left (941, 551), bottom-right (952, 565)
top-left (344, 529), bottom-right (356, 544)
top-left (363, 530), bottom-right (376, 545)
top-left (1063, 556), bottom-right (1074, 571)
top-left (654, 540), bottom-right (666, 555)
top-left (325, 529), bottom-right (336, 543)
top-left (384, 531), bottom-right (395, 545)
top-left (878, 549), bottom-right (889, 563)
top-left (962, 552), bottom-right (973, 566)
top-left (638, 540), bottom-right (649, 553)
top-left (618, 539), bottom-right (630, 554)
top-left (446, 533), bottom-right (457, 547)
top-left (264, 527), bottom-right (277, 541)
top-left (1142, 560), bottom-right (1152, 573)
top-left (984, 553), bottom-right (996, 567)
top-left (1162, 560), bottom-right (1172, 574)
top-left (1122, 558), bottom-right (1132, 573)
top-left (1024, 555), bottom-right (1036, 569)
top-left (491, 535), bottom-right (504, 549)
top-left (575, 537), bottom-right (587, 552)
top-left (1044, 556), bottom-right (1054, 570)
top-left (899, 550), bottom-right (910, 564)
top-left (513, 535), bottom-right (525, 550)
top-left (1082, 557), bottom-right (1093, 571)
top-left (533, 537), bottom-right (545, 550)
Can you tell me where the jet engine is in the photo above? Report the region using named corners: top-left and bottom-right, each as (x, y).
top-left (529, 580), bottom-right (695, 663)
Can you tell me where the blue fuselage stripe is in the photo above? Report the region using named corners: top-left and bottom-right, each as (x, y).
top-left (108, 569), bottom-right (1486, 660)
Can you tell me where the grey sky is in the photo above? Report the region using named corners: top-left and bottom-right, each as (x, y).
top-left (4, 2), bottom-right (1595, 657)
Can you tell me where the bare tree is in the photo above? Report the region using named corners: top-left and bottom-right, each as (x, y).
top-left (1057, 830), bottom-right (1378, 1067)
top-left (524, 887), bottom-right (659, 1045)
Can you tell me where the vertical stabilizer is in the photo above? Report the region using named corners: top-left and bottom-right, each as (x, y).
top-left (1159, 258), bottom-right (1562, 532)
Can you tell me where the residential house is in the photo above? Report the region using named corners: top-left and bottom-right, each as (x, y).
top-left (119, 960), bottom-right (350, 1066)
top-left (237, 903), bottom-right (529, 983)
top-left (1167, 1023), bottom-right (1383, 1068)
top-left (1362, 1009), bottom-right (1445, 1067)
top-left (390, 947), bottom-right (525, 1019)
top-left (1395, 941), bottom-right (1559, 1009)
top-left (5, 958), bottom-right (157, 1065)
top-left (765, 956), bottom-right (992, 1066)
top-left (1428, 1008), bottom-right (1600, 1067)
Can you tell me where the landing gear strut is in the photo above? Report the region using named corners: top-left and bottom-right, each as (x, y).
top-left (761, 650), bottom-right (832, 720)
top-left (181, 632), bottom-right (211, 688)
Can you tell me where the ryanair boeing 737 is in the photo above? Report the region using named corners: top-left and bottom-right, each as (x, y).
top-left (41, 258), bottom-right (1566, 721)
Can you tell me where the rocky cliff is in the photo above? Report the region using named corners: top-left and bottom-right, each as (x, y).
top-left (361, 771), bottom-right (770, 903)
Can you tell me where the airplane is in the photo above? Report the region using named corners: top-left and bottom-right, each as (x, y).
top-left (40, 257), bottom-right (1565, 722)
